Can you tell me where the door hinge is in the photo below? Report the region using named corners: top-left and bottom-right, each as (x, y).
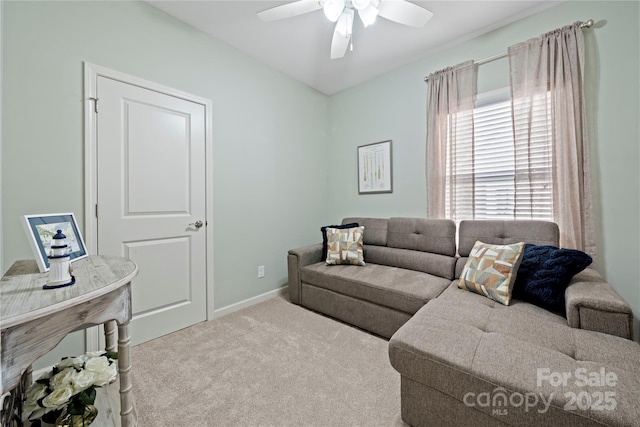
top-left (89, 97), bottom-right (99, 113)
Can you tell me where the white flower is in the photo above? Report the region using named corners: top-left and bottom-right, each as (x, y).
top-left (24, 383), bottom-right (48, 414)
top-left (83, 355), bottom-right (109, 374)
top-left (84, 355), bottom-right (109, 371)
top-left (84, 356), bottom-right (117, 386)
top-left (70, 369), bottom-right (96, 394)
top-left (49, 367), bottom-right (76, 390)
top-left (57, 356), bottom-right (85, 371)
top-left (42, 385), bottom-right (74, 408)
top-left (96, 363), bottom-right (117, 386)
top-left (58, 357), bottom-right (84, 371)
top-left (25, 382), bottom-right (47, 402)
top-left (26, 351), bottom-right (119, 422)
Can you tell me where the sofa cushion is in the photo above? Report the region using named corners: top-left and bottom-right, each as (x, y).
top-left (389, 285), bottom-right (640, 426)
top-left (458, 220), bottom-right (559, 257)
top-left (387, 218), bottom-right (457, 257)
top-left (439, 281), bottom-right (568, 327)
top-left (342, 217), bottom-right (388, 246)
top-left (325, 226), bottom-right (365, 266)
top-left (513, 244), bottom-right (593, 313)
top-left (364, 246), bottom-right (456, 280)
top-left (301, 262), bottom-right (450, 314)
top-left (458, 241), bottom-right (524, 305)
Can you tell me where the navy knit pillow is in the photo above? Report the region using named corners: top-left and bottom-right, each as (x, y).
top-left (513, 244), bottom-right (592, 313)
top-left (321, 223), bottom-right (359, 261)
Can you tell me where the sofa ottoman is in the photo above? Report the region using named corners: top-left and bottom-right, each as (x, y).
top-left (389, 284), bottom-right (640, 426)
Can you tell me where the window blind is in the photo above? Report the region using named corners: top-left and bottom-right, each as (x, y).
top-left (445, 89), bottom-right (553, 222)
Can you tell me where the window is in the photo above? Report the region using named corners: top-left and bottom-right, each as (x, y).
top-left (445, 88), bottom-right (553, 222)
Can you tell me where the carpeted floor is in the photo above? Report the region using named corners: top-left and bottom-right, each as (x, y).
top-left (131, 294), bottom-right (407, 426)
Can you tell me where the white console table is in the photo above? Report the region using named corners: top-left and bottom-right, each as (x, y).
top-left (0, 255), bottom-right (138, 427)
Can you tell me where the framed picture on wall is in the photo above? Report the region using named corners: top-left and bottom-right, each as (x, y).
top-left (21, 213), bottom-right (88, 273)
top-left (357, 140), bottom-right (393, 194)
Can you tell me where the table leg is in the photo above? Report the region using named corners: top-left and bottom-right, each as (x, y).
top-left (117, 321), bottom-right (134, 427)
top-left (104, 320), bottom-right (118, 353)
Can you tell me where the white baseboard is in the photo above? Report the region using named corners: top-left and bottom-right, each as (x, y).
top-left (213, 286), bottom-right (288, 319)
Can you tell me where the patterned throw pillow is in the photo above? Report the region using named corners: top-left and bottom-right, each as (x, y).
top-left (513, 244), bottom-right (592, 313)
top-left (325, 226), bottom-right (365, 266)
top-left (321, 223), bottom-right (359, 261)
top-left (458, 240), bottom-right (525, 305)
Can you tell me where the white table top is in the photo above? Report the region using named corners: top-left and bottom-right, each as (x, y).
top-left (1, 255), bottom-right (138, 329)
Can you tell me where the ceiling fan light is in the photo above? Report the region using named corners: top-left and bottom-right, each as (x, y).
top-left (323, 0), bottom-right (345, 22)
top-left (336, 8), bottom-right (355, 36)
top-left (351, 0), bottom-right (371, 11)
top-left (358, 4), bottom-right (378, 27)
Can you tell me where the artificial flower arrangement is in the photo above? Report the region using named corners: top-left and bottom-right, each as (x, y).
top-left (24, 351), bottom-right (118, 426)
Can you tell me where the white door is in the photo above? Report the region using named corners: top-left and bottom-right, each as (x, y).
top-left (96, 75), bottom-right (207, 346)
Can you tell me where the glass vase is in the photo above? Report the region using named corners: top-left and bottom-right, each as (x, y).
top-left (55, 405), bottom-right (98, 427)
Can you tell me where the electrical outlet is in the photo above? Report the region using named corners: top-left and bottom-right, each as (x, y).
top-left (258, 265), bottom-right (265, 278)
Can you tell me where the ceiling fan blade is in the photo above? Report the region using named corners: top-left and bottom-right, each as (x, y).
top-left (377, 0), bottom-right (433, 27)
top-left (257, 0), bottom-right (322, 22)
top-left (330, 24), bottom-right (351, 59)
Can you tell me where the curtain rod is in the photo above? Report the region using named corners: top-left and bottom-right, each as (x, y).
top-left (424, 19), bottom-right (595, 83)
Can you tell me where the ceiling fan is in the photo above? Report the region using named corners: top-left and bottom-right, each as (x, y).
top-left (257, 0), bottom-right (434, 59)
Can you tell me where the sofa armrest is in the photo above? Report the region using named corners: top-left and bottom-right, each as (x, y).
top-left (565, 268), bottom-right (634, 339)
top-left (287, 244), bottom-right (323, 304)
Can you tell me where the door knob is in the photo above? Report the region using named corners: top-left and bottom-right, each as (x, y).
top-left (189, 220), bottom-right (204, 229)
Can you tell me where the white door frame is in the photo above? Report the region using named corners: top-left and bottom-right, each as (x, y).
top-left (83, 62), bottom-right (215, 350)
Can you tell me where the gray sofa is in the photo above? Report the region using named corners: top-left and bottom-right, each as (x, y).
top-left (287, 217), bottom-right (640, 426)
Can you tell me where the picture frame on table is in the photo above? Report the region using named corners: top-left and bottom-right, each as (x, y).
top-left (357, 140), bottom-right (393, 194)
top-left (21, 213), bottom-right (88, 273)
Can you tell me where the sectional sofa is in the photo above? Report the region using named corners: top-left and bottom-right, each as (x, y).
top-left (287, 217), bottom-right (640, 426)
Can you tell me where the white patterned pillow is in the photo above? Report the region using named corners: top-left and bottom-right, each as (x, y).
top-left (325, 226), bottom-right (365, 266)
top-left (458, 240), bottom-right (525, 305)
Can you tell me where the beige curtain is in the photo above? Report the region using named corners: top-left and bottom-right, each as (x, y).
top-left (426, 60), bottom-right (476, 218)
top-left (508, 22), bottom-right (596, 257)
